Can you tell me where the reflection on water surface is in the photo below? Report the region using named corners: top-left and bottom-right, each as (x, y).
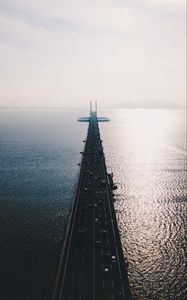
top-left (100, 109), bottom-right (186, 299)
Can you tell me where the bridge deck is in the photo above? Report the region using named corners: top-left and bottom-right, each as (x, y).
top-left (53, 112), bottom-right (131, 300)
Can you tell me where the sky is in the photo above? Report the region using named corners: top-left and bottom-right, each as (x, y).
top-left (0, 0), bottom-right (186, 108)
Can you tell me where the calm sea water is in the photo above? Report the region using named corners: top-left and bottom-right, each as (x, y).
top-left (0, 108), bottom-right (186, 300)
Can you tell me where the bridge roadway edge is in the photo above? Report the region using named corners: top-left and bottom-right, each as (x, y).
top-left (104, 160), bottom-right (131, 298)
top-left (52, 114), bottom-right (131, 300)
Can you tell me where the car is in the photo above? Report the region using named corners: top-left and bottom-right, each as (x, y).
top-left (101, 180), bottom-right (106, 186)
top-left (95, 240), bottom-right (102, 247)
top-left (112, 255), bottom-right (116, 263)
top-left (95, 218), bottom-right (98, 222)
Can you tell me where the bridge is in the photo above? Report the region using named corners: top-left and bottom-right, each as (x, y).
top-left (52, 102), bottom-right (131, 300)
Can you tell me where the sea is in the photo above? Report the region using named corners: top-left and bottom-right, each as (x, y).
top-left (0, 107), bottom-right (186, 300)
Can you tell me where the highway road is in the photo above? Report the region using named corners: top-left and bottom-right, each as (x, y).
top-left (52, 112), bottom-right (131, 300)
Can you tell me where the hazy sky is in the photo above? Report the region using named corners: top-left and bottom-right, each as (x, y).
top-left (0, 0), bottom-right (186, 107)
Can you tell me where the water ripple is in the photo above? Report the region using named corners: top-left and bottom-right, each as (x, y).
top-left (100, 109), bottom-right (187, 299)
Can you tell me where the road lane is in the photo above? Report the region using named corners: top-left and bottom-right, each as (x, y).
top-left (52, 112), bottom-right (131, 300)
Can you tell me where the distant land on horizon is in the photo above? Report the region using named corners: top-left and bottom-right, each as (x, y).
top-left (113, 100), bottom-right (185, 109)
top-left (0, 100), bottom-right (185, 110)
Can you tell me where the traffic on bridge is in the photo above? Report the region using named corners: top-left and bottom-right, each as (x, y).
top-left (52, 103), bottom-right (131, 300)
